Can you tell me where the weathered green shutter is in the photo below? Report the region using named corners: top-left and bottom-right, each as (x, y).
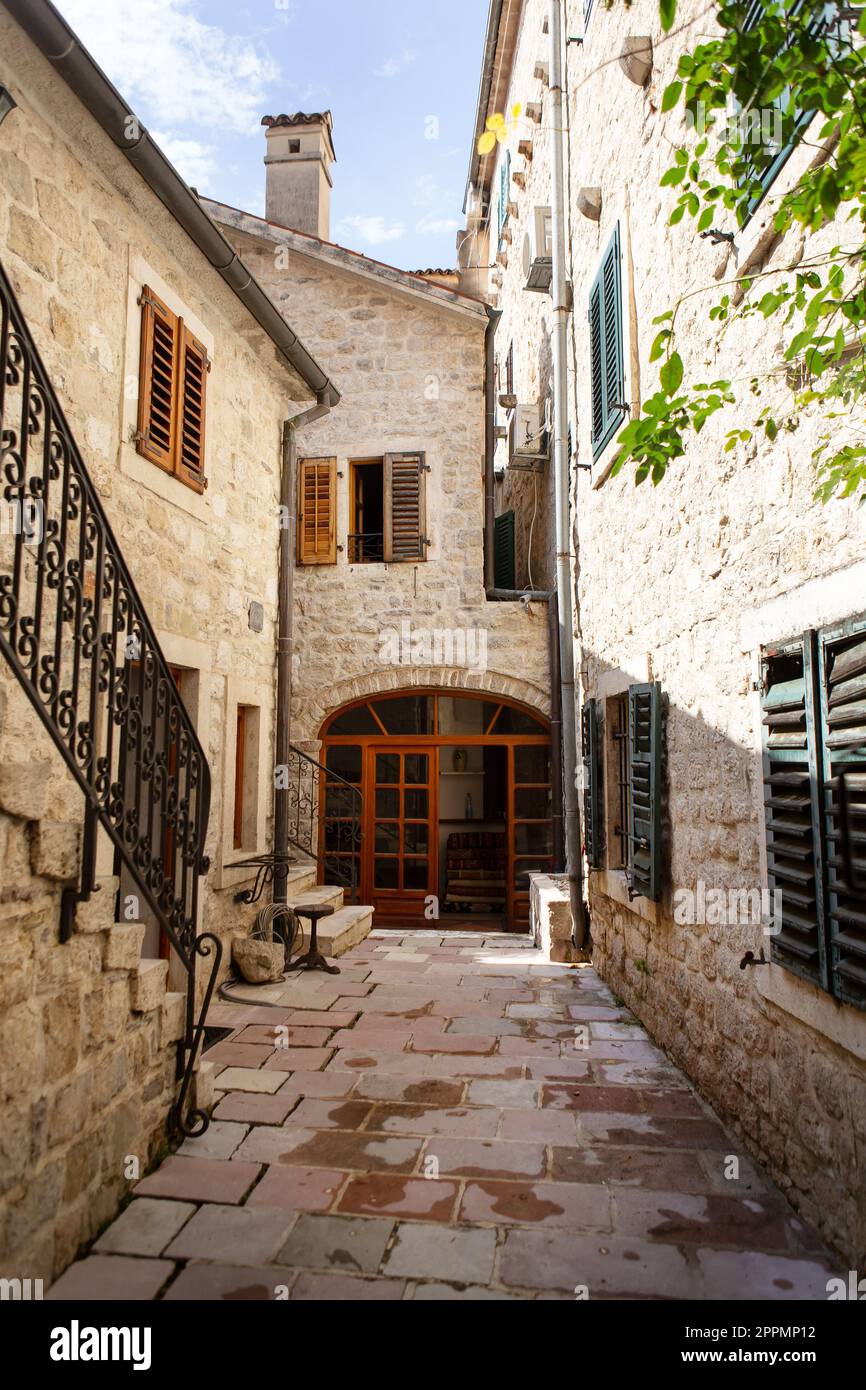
top-left (581, 698), bottom-right (603, 869)
top-left (817, 617), bottom-right (866, 1009)
top-left (498, 151), bottom-right (511, 239)
top-left (760, 635), bottom-right (828, 989)
top-left (493, 510), bottom-right (515, 590)
top-left (589, 224), bottom-right (625, 461)
top-left (627, 682), bottom-right (662, 900)
top-left (741, 0), bottom-right (838, 211)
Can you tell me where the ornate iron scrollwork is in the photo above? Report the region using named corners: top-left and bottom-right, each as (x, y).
top-left (0, 259), bottom-right (211, 1137)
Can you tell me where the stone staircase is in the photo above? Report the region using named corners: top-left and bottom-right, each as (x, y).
top-left (276, 864), bottom-right (374, 957)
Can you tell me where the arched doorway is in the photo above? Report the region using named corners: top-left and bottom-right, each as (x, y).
top-left (319, 690), bottom-right (555, 932)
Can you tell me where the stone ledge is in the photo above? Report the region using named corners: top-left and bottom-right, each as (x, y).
top-left (131, 959), bottom-right (169, 1013)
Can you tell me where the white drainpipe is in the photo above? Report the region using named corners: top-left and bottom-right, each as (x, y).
top-left (549, 0), bottom-right (587, 946)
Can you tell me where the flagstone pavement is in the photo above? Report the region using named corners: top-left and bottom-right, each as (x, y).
top-left (48, 930), bottom-right (837, 1301)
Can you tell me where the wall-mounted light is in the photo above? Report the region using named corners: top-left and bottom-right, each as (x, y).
top-left (0, 85), bottom-right (17, 127)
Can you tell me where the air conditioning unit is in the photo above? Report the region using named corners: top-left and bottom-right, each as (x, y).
top-left (509, 401), bottom-right (548, 468)
top-left (522, 207), bottom-right (553, 292)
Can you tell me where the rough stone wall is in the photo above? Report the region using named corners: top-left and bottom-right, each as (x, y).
top-left (478, 0), bottom-right (866, 1263)
top-left (0, 16), bottom-right (307, 1278)
top-left (205, 207), bottom-right (553, 748)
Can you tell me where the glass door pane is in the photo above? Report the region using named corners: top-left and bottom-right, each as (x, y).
top-left (369, 745), bottom-right (435, 920)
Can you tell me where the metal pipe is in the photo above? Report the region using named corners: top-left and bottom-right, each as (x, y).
top-left (548, 591), bottom-right (565, 873)
top-left (548, 0), bottom-right (588, 947)
top-left (274, 395), bottom-right (331, 904)
top-left (2, 0), bottom-right (340, 407)
top-left (483, 305), bottom-right (502, 593)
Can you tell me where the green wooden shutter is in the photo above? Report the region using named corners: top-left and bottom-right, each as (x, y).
top-left (589, 224), bottom-right (625, 461)
top-left (741, 1), bottom-right (838, 212)
top-left (493, 510), bottom-right (515, 590)
top-left (627, 682), bottom-right (662, 900)
top-left (817, 617), bottom-right (866, 1009)
top-left (581, 698), bottom-right (603, 869)
top-left (760, 635), bottom-right (828, 990)
top-left (498, 150), bottom-right (511, 239)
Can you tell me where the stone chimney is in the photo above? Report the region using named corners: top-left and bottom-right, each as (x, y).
top-left (261, 112), bottom-right (335, 240)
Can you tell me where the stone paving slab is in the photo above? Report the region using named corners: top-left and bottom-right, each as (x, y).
top-left (49, 932), bottom-right (835, 1301)
top-left (47, 1255), bottom-right (175, 1301)
top-left (276, 1213), bottom-right (393, 1273)
top-left (92, 1199), bottom-right (196, 1258)
top-left (135, 1156), bottom-right (262, 1205)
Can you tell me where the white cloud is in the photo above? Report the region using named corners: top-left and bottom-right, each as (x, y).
top-left (336, 215), bottom-right (406, 247)
top-left (57, 0), bottom-right (279, 135)
top-left (375, 48), bottom-right (417, 79)
top-left (413, 174), bottom-right (438, 208)
top-left (151, 132), bottom-right (216, 191)
top-left (416, 213), bottom-right (459, 236)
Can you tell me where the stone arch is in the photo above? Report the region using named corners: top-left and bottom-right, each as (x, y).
top-left (290, 665), bottom-right (551, 753)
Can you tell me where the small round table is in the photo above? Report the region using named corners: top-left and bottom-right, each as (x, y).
top-left (286, 902), bottom-right (341, 975)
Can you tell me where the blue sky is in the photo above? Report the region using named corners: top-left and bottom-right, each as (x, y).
top-left (56, 0), bottom-right (488, 271)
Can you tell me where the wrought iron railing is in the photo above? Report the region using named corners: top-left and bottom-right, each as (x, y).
top-left (348, 531), bottom-right (384, 564)
top-left (234, 745), bottom-right (362, 907)
top-left (0, 259), bottom-right (217, 1138)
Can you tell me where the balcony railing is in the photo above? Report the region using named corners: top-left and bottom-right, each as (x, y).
top-left (348, 531), bottom-right (384, 564)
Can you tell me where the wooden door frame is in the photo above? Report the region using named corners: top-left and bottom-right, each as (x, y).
top-left (319, 691), bottom-right (553, 931)
top-left (362, 742), bottom-right (438, 922)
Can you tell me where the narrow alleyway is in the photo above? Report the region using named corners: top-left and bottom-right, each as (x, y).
top-left (48, 932), bottom-right (835, 1301)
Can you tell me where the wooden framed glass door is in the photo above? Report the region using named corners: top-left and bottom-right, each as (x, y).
top-left (364, 745), bottom-right (436, 922)
top-left (508, 742), bottom-right (554, 930)
top-left (320, 691), bottom-right (554, 931)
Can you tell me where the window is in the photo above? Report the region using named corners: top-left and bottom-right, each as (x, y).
top-left (137, 285), bottom-right (208, 492)
top-left (349, 454), bottom-right (428, 564)
top-left (498, 149), bottom-right (511, 241)
top-left (584, 683), bottom-right (663, 900)
top-left (589, 224), bottom-right (626, 461)
top-left (233, 706), bottom-right (247, 850)
top-left (232, 704), bottom-right (259, 850)
top-left (760, 613), bottom-right (866, 1010)
top-left (493, 510), bottom-right (515, 589)
top-left (298, 457), bottom-right (337, 565)
top-left (739, 1), bottom-right (840, 212)
top-left (505, 341), bottom-right (514, 397)
top-left (288, 139), bottom-right (301, 153)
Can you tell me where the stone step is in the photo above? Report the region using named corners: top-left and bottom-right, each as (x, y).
top-left (285, 882), bottom-right (344, 914)
top-left (131, 957), bottom-right (169, 1013)
top-left (74, 875), bottom-right (119, 934)
top-left (307, 903), bottom-right (373, 959)
top-left (282, 863), bottom-right (318, 894)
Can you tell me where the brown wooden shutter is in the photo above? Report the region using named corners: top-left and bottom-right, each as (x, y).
top-left (384, 452), bottom-right (427, 563)
top-left (298, 457), bottom-right (337, 565)
top-left (137, 287), bottom-right (178, 472)
top-left (176, 324), bottom-right (208, 492)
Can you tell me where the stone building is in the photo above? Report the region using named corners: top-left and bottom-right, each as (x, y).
top-left (0, 0), bottom-right (338, 1278)
top-left (202, 119), bottom-right (554, 934)
top-left (460, 0), bottom-right (866, 1263)
top-left (0, 0), bottom-right (556, 1284)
